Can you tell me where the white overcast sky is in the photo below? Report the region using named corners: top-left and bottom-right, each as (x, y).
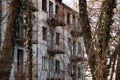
top-left (63, 0), bottom-right (79, 11)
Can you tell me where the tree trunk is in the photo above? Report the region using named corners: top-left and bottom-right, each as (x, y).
top-left (97, 0), bottom-right (116, 80)
top-left (115, 43), bottom-right (120, 80)
top-left (0, 0), bottom-right (18, 79)
top-left (79, 0), bottom-right (96, 79)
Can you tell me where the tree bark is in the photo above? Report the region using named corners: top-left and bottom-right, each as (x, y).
top-left (79, 0), bottom-right (96, 80)
top-left (0, 0), bottom-right (18, 79)
top-left (115, 43), bottom-right (120, 80)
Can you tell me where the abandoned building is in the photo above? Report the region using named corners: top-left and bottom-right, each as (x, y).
top-left (0, 0), bottom-right (86, 80)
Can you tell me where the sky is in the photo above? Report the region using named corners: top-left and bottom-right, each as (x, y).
top-left (63, 0), bottom-right (79, 11)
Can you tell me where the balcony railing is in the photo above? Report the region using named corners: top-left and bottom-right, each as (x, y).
top-left (47, 11), bottom-right (65, 27)
top-left (70, 26), bottom-right (82, 37)
top-left (70, 55), bottom-right (84, 62)
top-left (47, 40), bottom-right (65, 56)
top-left (47, 69), bottom-right (65, 80)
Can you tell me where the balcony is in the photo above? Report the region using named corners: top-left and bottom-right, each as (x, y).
top-left (70, 55), bottom-right (84, 62)
top-left (47, 40), bottom-right (65, 56)
top-left (16, 37), bottom-right (38, 47)
top-left (47, 69), bottom-right (65, 80)
top-left (47, 12), bottom-right (65, 27)
top-left (71, 26), bottom-right (82, 37)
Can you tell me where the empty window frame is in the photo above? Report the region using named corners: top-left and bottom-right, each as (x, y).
top-left (68, 64), bottom-right (72, 76)
top-left (73, 41), bottom-right (76, 56)
top-left (42, 56), bottom-right (48, 70)
top-left (78, 43), bottom-right (81, 55)
top-left (42, 27), bottom-right (47, 40)
top-left (17, 49), bottom-right (24, 74)
top-left (55, 5), bottom-right (59, 14)
top-left (72, 15), bottom-right (76, 26)
top-left (56, 32), bottom-right (60, 45)
top-left (49, 58), bottom-right (54, 70)
top-left (55, 60), bottom-right (60, 73)
top-left (67, 13), bottom-right (70, 24)
top-left (42, 0), bottom-right (47, 11)
top-left (68, 38), bottom-right (72, 50)
top-left (49, 1), bottom-right (53, 19)
top-left (78, 68), bottom-right (81, 78)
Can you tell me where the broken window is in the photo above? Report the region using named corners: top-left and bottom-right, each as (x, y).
top-left (55, 60), bottom-right (60, 73)
top-left (42, 56), bottom-right (48, 70)
top-left (42, 0), bottom-right (47, 11)
top-left (56, 32), bottom-right (60, 45)
top-left (42, 27), bottom-right (47, 40)
top-left (17, 49), bottom-right (24, 74)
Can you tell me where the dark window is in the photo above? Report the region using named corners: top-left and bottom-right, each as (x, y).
top-left (56, 33), bottom-right (60, 45)
top-left (68, 64), bottom-right (72, 76)
top-left (68, 38), bottom-right (72, 50)
top-left (72, 15), bottom-right (75, 25)
top-left (73, 41), bottom-right (76, 56)
top-left (78, 43), bottom-right (81, 55)
top-left (55, 5), bottom-right (59, 14)
top-left (78, 68), bottom-right (80, 78)
top-left (67, 13), bottom-right (70, 24)
top-left (49, 1), bottom-right (53, 19)
top-left (17, 49), bottom-right (24, 74)
top-left (55, 60), bottom-right (60, 73)
top-left (57, 0), bottom-right (62, 3)
top-left (42, 27), bottom-right (47, 40)
top-left (42, 0), bottom-right (47, 11)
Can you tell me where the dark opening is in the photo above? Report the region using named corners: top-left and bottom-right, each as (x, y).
top-left (42, 0), bottom-right (47, 11)
top-left (55, 60), bottom-right (60, 73)
top-left (57, 0), bottom-right (62, 3)
top-left (73, 41), bottom-right (76, 56)
top-left (42, 27), bottom-right (47, 40)
top-left (55, 5), bottom-right (59, 14)
top-left (67, 13), bottom-right (70, 24)
top-left (17, 49), bottom-right (24, 74)
top-left (56, 32), bottom-right (60, 45)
